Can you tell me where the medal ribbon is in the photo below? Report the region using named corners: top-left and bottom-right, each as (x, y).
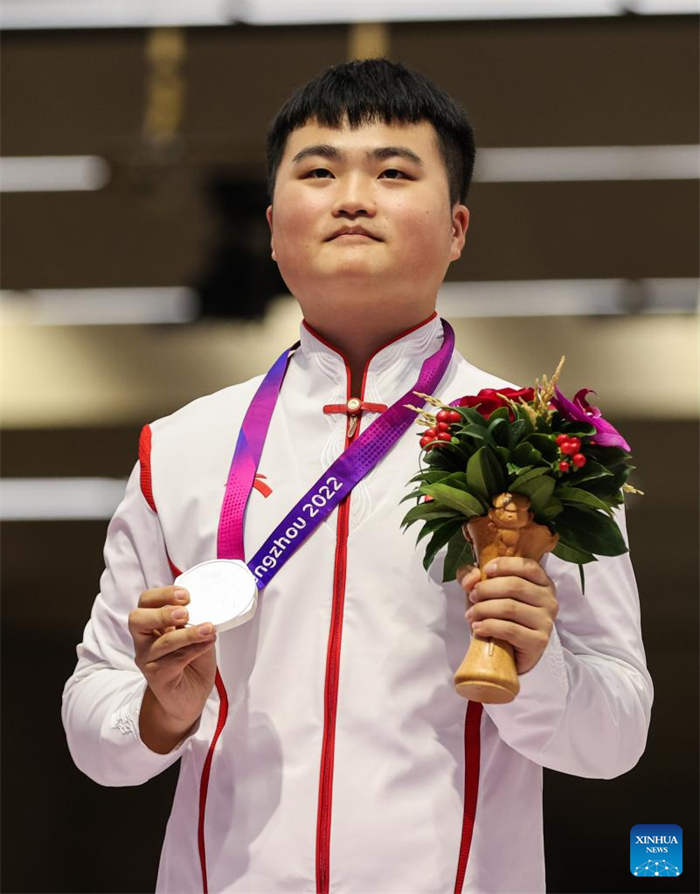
top-left (217, 319), bottom-right (455, 588)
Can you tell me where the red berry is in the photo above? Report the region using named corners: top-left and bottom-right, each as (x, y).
top-left (559, 460), bottom-right (570, 472)
top-left (437, 421), bottom-right (450, 432)
top-left (569, 437), bottom-right (582, 452)
top-left (572, 453), bottom-right (587, 468)
top-left (419, 435), bottom-right (432, 448)
top-left (447, 410), bottom-right (462, 424)
top-left (437, 432), bottom-right (453, 442)
top-left (561, 440), bottom-right (577, 456)
top-left (555, 434), bottom-right (568, 446)
top-left (436, 409), bottom-right (451, 423)
top-left (423, 427), bottom-right (437, 439)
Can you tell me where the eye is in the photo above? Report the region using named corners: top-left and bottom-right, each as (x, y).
top-left (303, 168), bottom-right (334, 179)
top-left (379, 169), bottom-right (410, 180)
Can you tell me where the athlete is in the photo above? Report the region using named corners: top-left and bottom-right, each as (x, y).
top-left (62, 59), bottom-right (653, 893)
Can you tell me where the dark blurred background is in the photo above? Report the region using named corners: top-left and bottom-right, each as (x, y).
top-left (1, 7), bottom-right (698, 893)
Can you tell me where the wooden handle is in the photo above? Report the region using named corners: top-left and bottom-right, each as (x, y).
top-left (453, 493), bottom-right (559, 704)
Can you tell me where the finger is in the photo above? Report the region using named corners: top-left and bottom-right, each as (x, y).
top-left (129, 604), bottom-right (191, 642)
top-left (144, 638), bottom-right (217, 679)
top-left (470, 574), bottom-right (554, 608)
top-left (457, 565), bottom-right (480, 593)
top-left (471, 618), bottom-right (550, 652)
top-left (145, 623), bottom-right (216, 663)
top-left (138, 586), bottom-right (189, 609)
top-left (466, 597), bottom-right (545, 631)
top-left (482, 558), bottom-right (550, 587)
top-left (455, 563), bottom-right (475, 585)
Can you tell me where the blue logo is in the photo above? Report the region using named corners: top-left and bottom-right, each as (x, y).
top-left (630, 824), bottom-right (682, 877)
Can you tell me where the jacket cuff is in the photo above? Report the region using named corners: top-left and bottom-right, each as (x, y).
top-left (516, 621), bottom-right (569, 700)
top-left (484, 622), bottom-right (570, 750)
top-left (109, 680), bottom-right (200, 766)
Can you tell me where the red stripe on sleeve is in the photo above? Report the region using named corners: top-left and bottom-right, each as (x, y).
top-left (137, 426), bottom-right (183, 582)
top-left (138, 424), bottom-right (157, 513)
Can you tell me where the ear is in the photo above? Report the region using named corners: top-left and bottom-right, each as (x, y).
top-left (265, 205), bottom-right (277, 262)
top-left (448, 204), bottom-right (470, 262)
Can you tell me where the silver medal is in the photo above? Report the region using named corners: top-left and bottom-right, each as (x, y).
top-left (173, 559), bottom-right (258, 632)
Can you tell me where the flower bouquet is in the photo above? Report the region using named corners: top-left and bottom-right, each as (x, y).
top-left (401, 359), bottom-right (641, 704)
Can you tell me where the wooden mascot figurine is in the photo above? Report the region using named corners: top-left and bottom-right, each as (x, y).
top-left (454, 492), bottom-right (559, 703)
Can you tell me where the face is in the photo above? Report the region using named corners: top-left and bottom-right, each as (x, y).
top-left (266, 118), bottom-right (469, 328)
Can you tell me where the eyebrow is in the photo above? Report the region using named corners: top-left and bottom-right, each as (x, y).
top-left (291, 144), bottom-right (424, 166)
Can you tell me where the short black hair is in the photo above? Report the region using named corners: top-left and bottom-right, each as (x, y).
top-left (266, 59), bottom-right (475, 206)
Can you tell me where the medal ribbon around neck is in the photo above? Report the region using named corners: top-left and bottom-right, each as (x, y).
top-left (217, 319), bottom-right (455, 588)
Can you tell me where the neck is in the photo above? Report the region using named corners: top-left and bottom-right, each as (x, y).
top-left (303, 312), bottom-right (437, 396)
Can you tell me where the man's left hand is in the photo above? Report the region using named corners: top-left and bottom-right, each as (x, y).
top-left (457, 558), bottom-right (559, 675)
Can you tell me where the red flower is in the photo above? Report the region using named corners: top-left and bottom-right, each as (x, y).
top-left (454, 387), bottom-right (534, 420)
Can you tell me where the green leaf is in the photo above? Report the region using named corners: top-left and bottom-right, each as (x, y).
top-left (509, 465), bottom-right (548, 491)
top-left (585, 445), bottom-right (631, 465)
top-left (583, 475), bottom-right (627, 501)
top-left (407, 468), bottom-right (452, 485)
top-left (514, 409), bottom-right (535, 436)
top-left (567, 460), bottom-right (613, 486)
top-left (551, 414), bottom-right (597, 438)
top-left (416, 514), bottom-right (462, 544)
top-left (488, 416), bottom-right (511, 447)
top-left (421, 483), bottom-right (487, 517)
top-left (495, 445), bottom-right (511, 463)
top-left (487, 406), bottom-right (511, 424)
top-left (552, 540), bottom-right (597, 565)
top-left (528, 433), bottom-right (558, 461)
top-left (555, 485), bottom-right (614, 517)
top-left (458, 424), bottom-right (491, 444)
top-left (553, 506), bottom-right (627, 557)
top-left (441, 438), bottom-right (477, 463)
top-left (466, 446), bottom-right (507, 502)
top-left (538, 497), bottom-right (563, 521)
top-left (512, 442), bottom-right (545, 467)
top-left (401, 501), bottom-right (460, 528)
top-left (509, 419), bottom-right (530, 446)
top-left (442, 529), bottom-right (475, 582)
top-left (431, 471), bottom-right (469, 490)
top-left (511, 474), bottom-right (556, 514)
top-left (423, 444), bottom-right (466, 473)
top-left (453, 406), bottom-right (488, 427)
top-left (421, 518), bottom-right (465, 571)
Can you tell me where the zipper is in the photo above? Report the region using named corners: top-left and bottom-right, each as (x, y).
top-left (316, 398), bottom-right (360, 894)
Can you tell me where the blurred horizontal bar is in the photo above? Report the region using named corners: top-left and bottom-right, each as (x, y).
top-left (2, 146), bottom-right (696, 198)
top-left (235, 0), bottom-right (699, 23)
top-left (474, 145), bottom-right (700, 182)
top-left (0, 0), bottom-right (697, 28)
top-left (0, 477), bottom-right (126, 520)
top-left (0, 0), bottom-right (231, 28)
top-left (0, 156), bottom-right (110, 192)
top-left (1, 280), bottom-right (695, 326)
top-left (0, 287), bottom-right (199, 325)
top-left (437, 278), bottom-right (699, 317)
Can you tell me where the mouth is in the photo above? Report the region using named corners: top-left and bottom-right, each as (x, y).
top-left (325, 226), bottom-right (382, 242)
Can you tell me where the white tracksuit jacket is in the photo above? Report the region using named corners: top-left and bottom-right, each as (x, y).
top-left (62, 314), bottom-right (653, 894)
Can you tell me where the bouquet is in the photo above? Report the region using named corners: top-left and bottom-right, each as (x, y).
top-left (401, 358), bottom-right (641, 703)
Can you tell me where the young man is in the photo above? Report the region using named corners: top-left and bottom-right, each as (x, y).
top-left (62, 60), bottom-right (652, 893)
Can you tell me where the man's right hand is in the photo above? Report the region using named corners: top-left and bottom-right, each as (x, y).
top-left (129, 586), bottom-right (217, 754)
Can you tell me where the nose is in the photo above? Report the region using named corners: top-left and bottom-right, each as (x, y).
top-left (331, 174), bottom-right (376, 219)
